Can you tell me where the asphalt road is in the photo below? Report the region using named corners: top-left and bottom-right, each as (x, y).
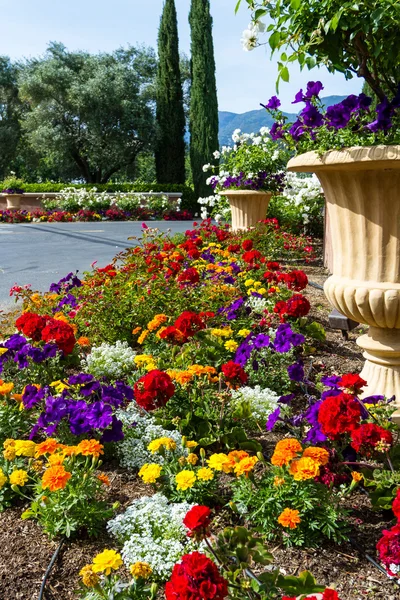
top-left (0, 221), bottom-right (196, 311)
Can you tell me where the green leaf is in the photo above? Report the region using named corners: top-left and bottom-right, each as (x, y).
top-left (254, 8), bottom-right (267, 20)
top-left (280, 66), bottom-right (290, 82)
top-left (290, 0), bottom-right (301, 8)
top-left (281, 52), bottom-right (288, 62)
top-left (234, 0), bottom-right (242, 14)
top-left (21, 509), bottom-right (34, 520)
top-left (269, 31), bottom-right (281, 51)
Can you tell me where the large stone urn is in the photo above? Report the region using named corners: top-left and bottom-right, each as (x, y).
top-left (288, 146), bottom-right (400, 423)
top-left (5, 194), bottom-right (23, 210)
top-left (219, 189), bottom-right (271, 231)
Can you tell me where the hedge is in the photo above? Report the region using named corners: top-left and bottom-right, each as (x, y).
top-left (23, 183), bottom-right (198, 212)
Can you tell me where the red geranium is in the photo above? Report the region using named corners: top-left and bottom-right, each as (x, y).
top-left (242, 239), bottom-right (253, 251)
top-left (134, 369), bottom-right (175, 411)
top-left (227, 244), bottom-right (241, 253)
top-left (263, 271), bottom-right (280, 284)
top-left (338, 373), bottom-right (367, 392)
top-left (183, 506), bottom-right (211, 537)
top-left (174, 312), bottom-right (205, 338)
top-left (242, 249), bottom-right (262, 264)
top-left (165, 552), bottom-right (228, 600)
top-left (16, 312), bottom-right (47, 341)
top-left (221, 361), bottom-right (248, 388)
top-left (318, 393), bottom-right (362, 440)
top-left (266, 261), bottom-right (280, 271)
top-left (273, 300), bottom-right (288, 322)
top-left (283, 590), bottom-right (340, 600)
top-left (178, 268), bottom-right (200, 285)
top-left (350, 423), bottom-right (393, 455)
top-left (159, 326), bottom-right (187, 345)
top-left (286, 294), bottom-right (311, 318)
top-left (283, 270), bottom-right (309, 292)
top-left (377, 523), bottom-right (400, 570)
top-left (393, 488), bottom-right (400, 521)
top-left (41, 319), bottom-right (76, 355)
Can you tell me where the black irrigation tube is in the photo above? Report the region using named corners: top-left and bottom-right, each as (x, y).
top-left (38, 538), bottom-right (65, 600)
top-left (308, 280), bottom-right (324, 291)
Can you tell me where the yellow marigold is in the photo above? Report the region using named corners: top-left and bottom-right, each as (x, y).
top-left (132, 326), bottom-right (142, 335)
top-left (134, 354), bottom-right (154, 367)
top-left (76, 439), bottom-right (104, 458)
top-left (238, 329), bottom-right (251, 337)
top-left (14, 440), bottom-right (37, 458)
top-left (147, 314), bottom-right (168, 331)
top-left (77, 337), bottom-right (91, 347)
top-left (187, 453), bottom-right (198, 466)
top-left (137, 330), bottom-right (150, 345)
top-left (289, 457), bottom-right (320, 481)
top-left (302, 447), bottom-right (330, 466)
top-left (0, 382), bottom-right (14, 395)
top-left (31, 460), bottom-right (44, 472)
top-left (245, 279), bottom-right (254, 287)
top-left (274, 476), bottom-right (285, 487)
top-left (92, 549), bottom-right (123, 575)
top-left (3, 438), bottom-right (15, 449)
top-left (42, 465), bottom-right (71, 491)
top-left (147, 437), bottom-right (177, 453)
top-left (9, 469), bottom-right (29, 486)
top-left (258, 288), bottom-right (267, 295)
top-left (234, 456), bottom-right (258, 477)
top-left (351, 471), bottom-right (363, 483)
top-left (187, 365), bottom-right (217, 376)
top-left (130, 561), bottom-right (152, 579)
top-left (0, 348), bottom-right (8, 356)
top-left (48, 453), bottom-right (65, 466)
top-left (35, 438), bottom-right (59, 456)
top-left (211, 327), bottom-right (233, 338)
top-left (145, 362), bottom-right (157, 371)
top-left (207, 453), bottom-right (231, 473)
top-left (176, 470), bottom-right (196, 491)
top-left (224, 340), bottom-right (238, 352)
top-left (271, 439), bottom-right (302, 466)
top-left (226, 450), bottom-right (250, 469)
top-left (97, 473), bottom-right (110, 486)
top-left (0, 469), bottom-right (7, 489)
top-left (278, 508), bottom-right (301, 529)
top-left (185, 440), bottom-right (198, 449)
top-left (138, 463), bottom-right (162, 484)
top-left (79, 564), bottom-right (100, 588)
top-left (50, 380), bottom-right (71, 393)
top-left (197, 467), bottom-right (214, 481)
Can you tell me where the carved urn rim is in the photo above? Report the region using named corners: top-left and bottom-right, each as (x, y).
top-left (217, 189), bottom-right (272, 197)
top-left (287, 144), bottom-right (400, 173)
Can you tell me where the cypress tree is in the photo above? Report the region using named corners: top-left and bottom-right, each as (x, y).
top-left (189, 0), bottom-right (219, 199)
top-left (155, 0), bottom-right (186, 184)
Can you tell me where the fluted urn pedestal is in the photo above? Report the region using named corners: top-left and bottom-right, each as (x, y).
top-left (5, 194), bottom-right (22, 210)
top-left (219, 190), bottom-right (271, 231)
top-left (288, 146), bottom-right (400, 423)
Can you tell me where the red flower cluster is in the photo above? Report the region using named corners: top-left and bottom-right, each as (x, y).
top-left (221, 361), bottom-right (248, 388)
top-left (242, 249), bottom-right (262, 266)
top-left (134, 369), bottom-right (175, 411)
top-left (97, 264), bottom-right (117, 278)
top-left (165, 552), bottom-right (228, 600)
top-left (377, 523), bottom-right (400, 573)
top-left (183, 505), bottom-right (211, 538)
top-left (282, 270), bottom-right (308, 292)
top-left (338, 374), bottom-right (366, 392)
top-left (178, 268), bottom-right (200, 285)
top-left (393, 488), bottom-right (400, 521)
top-left (174, 312), bottom-right (206, 339)
top-left (16, 312), bottom-right (47, 342)
top-left (274, 294), bottom-right (311, 321)
top-left (283, 590), bottom-right (340, 600)
top-left (16, 312), bottom-right (76, 355)
top-left (242, 239), bottom-right (253, 251)
top-left (41, 319), bottom-right (76, 355)
top-left (350, 423), bottom-right (393, 455)
top-left (318, 393), bottom-right (362, 440)
top-left (227, 244), bottom-right (241, 253)
top-left (159, 326), bottom-right (187, 345)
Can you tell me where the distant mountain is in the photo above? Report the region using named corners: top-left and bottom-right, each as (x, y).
top-left (218, 95), bottom-right (347, 146)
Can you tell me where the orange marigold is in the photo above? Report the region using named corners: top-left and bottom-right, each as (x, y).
top-left (302, 447), bottom-right (330, 466)
top-left (76, 439), bottom-right (104, 458)
top-left (77, 337), bottom-right (91, 347)
top-left (289, 457), bottom-right (320, 481)
top-left (271, 438), bottom-right (302, 466)
top-left (42, 465), bottom-right (71, 491)
top-left (35, 438), bottom-right (60, 457)
top-left (234, 456), bottom-right (258, 477)
top-left (97, 473), bottom-right (111, 486)
top-left (278, 508), bottom-right (301, 529)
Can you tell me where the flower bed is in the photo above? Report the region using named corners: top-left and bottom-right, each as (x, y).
top-left (0, 217), bottom-right (399, 599)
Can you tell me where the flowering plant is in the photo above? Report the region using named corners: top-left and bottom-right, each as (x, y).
top-left (78, 549), bottom-right (158, 600)
top-left (202, 128), bottom-right (288, 198)
top-left (1, 175), bottom-right (25, 194)
top-left (263, 83), bottom-right (400, 154)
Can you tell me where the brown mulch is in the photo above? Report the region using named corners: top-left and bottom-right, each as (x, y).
top-left (0, 261), bottom-right (399, 599)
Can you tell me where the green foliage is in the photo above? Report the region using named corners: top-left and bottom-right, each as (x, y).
top-left (1, 175), bottom-right (25, 192)
top-left (232, 468), bottom-right (349, 547)
top-left (155, 0), bottom-right (186, 184)
top-left (267, 194), bottom-right (324, 238)
top-left (238, 0), bottom-right (400, 100)
top-left (0, 57), bottom-right (22, 179)
top-left (78, 576), bottom-right (158, 600)
top-left (363, 469), bottom-right (400, 510)
top-left (18, 42), bottom-right (157, 184)
top-left (189, 0), bottom-right (219, 198)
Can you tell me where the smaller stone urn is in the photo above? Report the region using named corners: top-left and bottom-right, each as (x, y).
top-left (5, 194), bottom-right (23, 210)
top-left (219, 189), bottom-right (271, 231)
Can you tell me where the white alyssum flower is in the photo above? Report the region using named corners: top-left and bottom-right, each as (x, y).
top-left (107, 494), bottom-right (201, 580)
top-left (83, 341), bottom-right (136, 379)
top-left (213, 150), bottom-right (221, 159)
top-left (231, 385), bottom-right (280, 425)
top-left (247, 295), bottom-right (269, 313)
top-left (202, 163), bottom-right (211, 172)
top-left (116, 404), bottom-right (185, 469)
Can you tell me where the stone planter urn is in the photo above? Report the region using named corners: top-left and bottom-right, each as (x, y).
top-left (5, 194), bottom-right (23, 210)
top-left (287, 145), bottom-right (400, 423)
top-left (219, 189), bottom-right (271, 231)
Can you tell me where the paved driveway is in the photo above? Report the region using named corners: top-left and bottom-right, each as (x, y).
top-left (0, 221), bottom-right (196, 310)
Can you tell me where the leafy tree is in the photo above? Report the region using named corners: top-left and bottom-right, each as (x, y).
top-left (189, 0), bottom-right (219, 198)
top-left (155, 0), bottom-right (186, 184)
top-left (0, 57), bottom-right (22, 179)
top-left (237, 0), bottom-right (400, 100)
top-left (18, 42), bottom-right (157, 183)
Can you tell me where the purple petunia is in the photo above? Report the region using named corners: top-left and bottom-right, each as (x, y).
top-left (287, 361), bottom-right (304, 382)
top-left (266, 407), bottom-right (281, 431)
top-left (263, 95), bottom-right (281, 110)
top-left (253, 334), bottom-right (270, 349)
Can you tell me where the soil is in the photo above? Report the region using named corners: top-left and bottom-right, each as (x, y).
top-left (0, 259), bottom-right (399, 599)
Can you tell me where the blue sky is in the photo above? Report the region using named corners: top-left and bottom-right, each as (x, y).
top-left (1, 0), bottom-right (362, 113)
